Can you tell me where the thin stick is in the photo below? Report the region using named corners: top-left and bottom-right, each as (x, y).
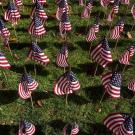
top-left (99, 91), bottom-right (106, 104)
top-left (2, 70), bottom-right (8, 82)
top-left (114, 38), bottom-right (119, 57)
top-left (13, 25), bottom-right (18, 42)
top-left (115, 63), bottom-right (118, 71)
top-left (93, 63), bottom-right (98, 76)
top-left (89, 41), bottom-right (93, 56)
top-left (122, 65), bottom-right (126, 74)
top-left (30, 95), bottom-right (34, 109)
top-left (65, 93), bottom-right (68, 105)
top-left (64, 67), bottom-right (65, 73)
top-left (34, 64), bottom-right (37, 78)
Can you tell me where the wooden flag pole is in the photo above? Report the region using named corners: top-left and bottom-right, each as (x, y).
top-left (114, 38), bottom-right (119, 57)
top-left (93, 63), bottom-right (98, 76)
top-left (23, 66), bottom-right (34, 109)
top-left (122, 65), bottom-right (126, 74)
top-left (34, 38), bottom-right (38, 78)
top-left (65, 93), bottom-right (68, 105)
top-left (99, 91), bottom-right (106, 104)
top-left (89, 41), bottom-right (93, 57)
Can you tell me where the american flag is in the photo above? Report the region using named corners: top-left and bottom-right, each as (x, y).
top-left (107, 0), bottom-right (120, 21)
top-left (30, 1), bottom-right (48, 23)
top-left (120, 0), bottom-right (130, 4)
top-left (103, 113), bottom-right (133, 135)
top-left (0, 19), bottom-right (10, 38)
top-left (54, 71), bottom-right (80, 95)
top-left (79, 0), bottom-right (84, 6)
top-left (119, 44), bottom-right (135, 65)
top-left (63, 122), bottom-right (79, 135)
top-left (86, 19), bottom-right (99, 42)
top-left (13, 0), bottom-right (23, 6)
top-left (128, 78), bottom-right (135, 92)
top-left (59, 11), bottom-right (72, 37)
top-left (101, 72), bottom-right (122, 98)
top-left (18, 74), bottom-right (38, 100)
top-left (18, 120), bottom-right (36, 135)
top-left (131, 4), bottom-right (135, 20)
top-left (81, 0), bottom-right (93, 19)
top-left (56, 0), bottom-right (69, 21)
top-left (90, 38), bottom-right (113, 68)
top-left (110, 18), bottom-right (124, 39)
top-left (56, 45), bottom-right (69, 68)
top-left (28, 15), bottom-right (46, 38)
top-left (100, 0), bottom-right (110, 7)
top-left (0, 52), bottom-right (11, 69)
top-left (4, 1), bottom-right (21, 25)
top-left (28, 42), bottom-right (49, 66)
top-left (32, 0), bottom-right (46, 5)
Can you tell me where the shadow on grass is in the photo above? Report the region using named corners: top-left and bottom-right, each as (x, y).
top-left (74, 26), bottom-right (87, 35)
top-left (11, 64), bottom-right (49, 77)
top-left (0, 124), bottom-right (44, 135)
top-left (68, 93), bottom-right (90, 105)
top-left (53, 42), bottom-right (77, 51)
top-left (72, 62), bottom-right (104, 76)
top-left (21, 14), bottom-right (30, 19)
top-left (76, 41), bottom-right (90, 51)
top-left (0, 90), bottom-right (18, 105)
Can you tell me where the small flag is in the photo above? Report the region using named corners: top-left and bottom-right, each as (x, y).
top-left (100, 0), bottom-right (110, 7)
top-left (13, 0), bottom-right (23, 6)
top-left (28, 42), bottom-right (49, 66)
top-left (101, 72), bottom-right (122, 98)
top-left (56, 0), bottom-right (69, 21)
top-left (56, 45), bottom-right (69, 68)
top-left (0, 19), bottom-right (10, 38)
top-left (103, 113), bottom-right (133, 135)
top-left (119, 43), bottom-right (135, 65)
top-left (79, 0), bottom-right (84, 6)
top-left (110, 18), bottom-right (124, 39)
top-left (63, 122), bottom-right (79, 135)
top-left (107, 0), bottom-right (119, 21)
top-left (81, 0), bottom-right (93, 19)
top-left (54, 71), bottom-right (80, 95)
top-left (18, 120), bottom-right (36, 135)
top-left (86, 18), bottom-right (99, 42)
top-left (18, 74), bottom-right (38, 100)
top-left (120, 0), bottom-right (130, 5)
top-left (31, 1), bottom-right (48, 23)
top-left (131, 4), bottom-right (135, 20)
top-left (0, 52), bottom-right (11, 69)
top-left (90, 38), bottom-right (113, 68)
top-left (4, 1), bottom-right (21, 25)
top-left (128, 78), bottom-right (135, 92)
top-left (32, 0), bottom-right (46, 5)
top-left (59, 11), bottom-right (72, 37)
top-left (28, 15), bottom-right (46, 38)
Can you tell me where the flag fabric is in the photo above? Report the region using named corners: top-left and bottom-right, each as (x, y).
top-left (100, 0), bottom-right (110, 7)
top-left (32, 0), bottom-right (46, 5)
top-left (86, 20), bottom-right (99, 42)
top-left (119, 44), bottom-right (135, 65)
top-left (18, 120), bottom-right (36, 135)
top-left (30, 1), bottom-right (48, 23)
top-left (63, 122), bottom-right (79, 135)
top-left (0, 19), bottom-right (10, 38)
top-left (56, 45), bottom-right (69, 68)
top-left (110, 19), bottom-right (124, 39)
top-left (90, 38), bottom-right (113, 68)
top-left (28, 15), bottom-right (46, 38)
top-left (4, 1), bottom-right (21, 25)
top-left (54, 71), bottom-right (80, 95)
top-left (81, 0), bottom-right (93, 19)
top-left (18, 74), bottom-right (38, 100)
top-left (101, 72), bottom-right (122, 98)
top-left (56, 0), bottom-right (69, 21)
top-left (120, 0), bottom-right (130, 5)
top-left (28, 42), bottom-right (50, 66)
top-left (128, 78), bottom-right (135, 92)
top-left (0, 52), bottom-right (11, 69)
top-left (103, 112), bottom-right (133, 135)
top-left (13, 0), bottom-right (23, 6)
top-left (107, 0), bottom-right (119, 21)
top-left (59, 11), bottom-right (72, 37)
top-left (79, 0), bottom-right (84, 6)
top-left (131, 4), bottom-right (135, 20)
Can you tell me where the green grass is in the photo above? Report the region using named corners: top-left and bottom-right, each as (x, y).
top-left (0, 0), bottom-right (135, 134)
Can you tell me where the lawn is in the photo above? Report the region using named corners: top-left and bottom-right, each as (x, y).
top-left (0, 0), bottom-right (135, 134)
